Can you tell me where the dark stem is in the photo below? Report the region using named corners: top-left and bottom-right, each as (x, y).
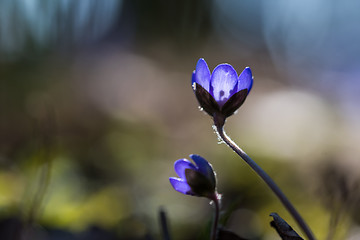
top-left (210, 193), bottom-right (220, 240)
top-left (159, 207), bottom-right (171, 240)
top-left (216, 125), bottom-right (315, 240)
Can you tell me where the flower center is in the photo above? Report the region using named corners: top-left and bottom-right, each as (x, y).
top-left (219, 90), bottom-right (224, 98)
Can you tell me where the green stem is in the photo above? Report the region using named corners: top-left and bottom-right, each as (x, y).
top-left (216, 125), bottom-right (315, 240)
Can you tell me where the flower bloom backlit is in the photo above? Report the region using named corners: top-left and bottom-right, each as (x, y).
top-left (169, 154), bottom-right (217, 198)
top-left (192, 58), bottom-right (253, 125)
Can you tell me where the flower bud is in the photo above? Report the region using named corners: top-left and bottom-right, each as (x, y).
top-left (169, 154), bottom-right (217, 198)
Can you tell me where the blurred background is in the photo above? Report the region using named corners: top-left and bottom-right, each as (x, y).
top-left (1, 0), bottom-right (360, 239)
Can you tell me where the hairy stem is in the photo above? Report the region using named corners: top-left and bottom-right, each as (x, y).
top-left (210, 193), bottom-right (220, 240)
top-left (216, 125), bottom-right (315, 240)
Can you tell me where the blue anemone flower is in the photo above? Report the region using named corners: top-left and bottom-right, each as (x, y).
top-left (192, 58), bottom-right (253, 123)
top-left (169, 154), bottom-right (216, 198)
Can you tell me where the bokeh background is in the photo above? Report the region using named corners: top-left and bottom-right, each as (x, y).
top-left (1, 0), bottom-right (360, 239)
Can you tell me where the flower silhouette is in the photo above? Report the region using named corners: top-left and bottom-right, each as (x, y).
top-left (169, 154), bottom-right (216, 198)
top-left (192, 58), bottom-right (253, 125)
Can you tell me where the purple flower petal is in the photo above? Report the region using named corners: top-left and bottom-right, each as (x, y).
top-left (169, 177), bottom-right (193, 195)
top-left (210, 64), bottom-right (238, 107)
top-left (190, 154), bottom-right (216, 185)
top-left (191, 71), bottom-right (196, 87)
top-left (174, 159), bottom-right (196, 180)
top-left (189, 155), bottom-right (210, 176)
top-left (238, 67), bottom-right (253, 93)
top-left (194, 58), bottom-right (211, 92)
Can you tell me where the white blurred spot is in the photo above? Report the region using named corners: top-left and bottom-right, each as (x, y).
top-left (242, 89), bottom-right (335, 161)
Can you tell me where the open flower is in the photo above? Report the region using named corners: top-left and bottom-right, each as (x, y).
top-left (169, 154), bottom-right (217, 198)
top-left (192, 58), bottom-right (253, 126)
